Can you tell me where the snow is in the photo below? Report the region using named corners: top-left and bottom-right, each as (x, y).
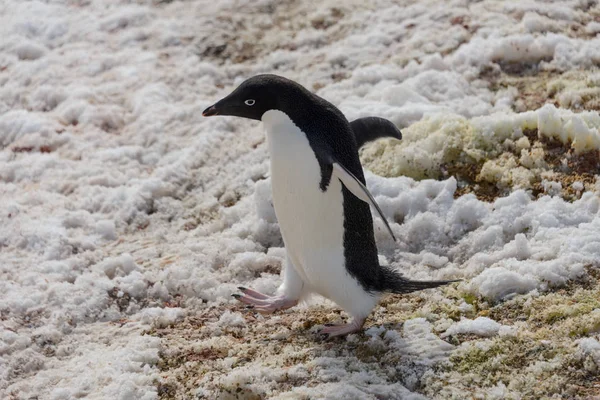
top-left (217, 311), bottom-right (247, 328)
top-left (442, 317), bottom-right (513, 338)
top-left (586, 21), bottom-right (600, 34)
top-left (572, 181), bottom-right (584, 191)
top-left (577, 337), bottom-right (600, 369)
top-left (1, 0), bottom-right (599, 398)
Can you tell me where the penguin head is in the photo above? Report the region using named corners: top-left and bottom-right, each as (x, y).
top-left (202, 74), bottom-right (306, 121)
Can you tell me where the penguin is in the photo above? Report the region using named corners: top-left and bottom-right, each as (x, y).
top-left (203, 74), bottom-right (456, 337)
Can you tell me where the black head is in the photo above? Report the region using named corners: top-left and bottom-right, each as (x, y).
top-left (202, 74), bottom-right (310, 120)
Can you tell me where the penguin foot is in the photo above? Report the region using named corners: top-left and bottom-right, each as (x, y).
top-left (319, 317), bottom-right (365, 338)
top-left (234, 288), bottom-right (298, 314)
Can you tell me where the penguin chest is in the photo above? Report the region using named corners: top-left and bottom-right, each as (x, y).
top-left (261, 110), bottom-right (346, 291)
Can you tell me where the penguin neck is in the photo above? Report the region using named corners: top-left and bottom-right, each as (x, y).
top-left (262, 109), bottom-right (299, 133)
top-left (262, 109), bottom-right (305, 158)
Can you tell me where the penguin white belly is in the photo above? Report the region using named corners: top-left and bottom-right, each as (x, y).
top-left (261, 110), bottom-right (377, 317)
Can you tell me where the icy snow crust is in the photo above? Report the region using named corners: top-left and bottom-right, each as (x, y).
top-left (1, 0), bottom-right (599, 398)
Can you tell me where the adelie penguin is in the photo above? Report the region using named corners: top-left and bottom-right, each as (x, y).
top-left (203, 74), bottom-right (457, 337)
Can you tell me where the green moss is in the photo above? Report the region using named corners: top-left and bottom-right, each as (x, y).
top-left (441, 335), bottom-right (576, 398)
top-left (568, 314), bottom-right (600, 337)
top-left (427, 275), bottom-right (600, 399)
top-left (450, 342), bottom-right (502, 374)
top-left (541, 295), bottom-right (600, 324)
top-left (461, 292), bottom-right (478, 307)
top-left (449, 336), bottom-right (550, 377)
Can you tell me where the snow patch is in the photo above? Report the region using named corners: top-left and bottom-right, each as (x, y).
top-left (442, 317), bottom-right (509, 338)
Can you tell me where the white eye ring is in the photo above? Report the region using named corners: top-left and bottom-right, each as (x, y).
top-left (245, 99), bottom-right (255, 106)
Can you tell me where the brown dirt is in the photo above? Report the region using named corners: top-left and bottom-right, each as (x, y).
top-left (446, 160), bottom-right (506, 202)
top-left (150, 287), bottom-right (458, 399)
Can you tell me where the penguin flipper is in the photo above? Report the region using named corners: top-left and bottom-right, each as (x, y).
top-left (350, 117), bottom-right (402, 149)
top-left (332, 162), bottom-right (397, 242)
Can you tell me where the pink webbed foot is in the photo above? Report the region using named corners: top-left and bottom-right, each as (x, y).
top-left (233, 287), bottom-right (298, 314)
top-left (319, 317), bottom-right (366, 338)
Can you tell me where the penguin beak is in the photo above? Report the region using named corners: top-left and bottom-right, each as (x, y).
top-left (202, 104), bottom-right (219, 117)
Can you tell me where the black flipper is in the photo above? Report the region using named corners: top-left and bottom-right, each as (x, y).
top-left (308, 134), bottom-right (397, 241)
top-left (350, 117), bottom-right (402, 149)
top-left (381, 266), bottom-right (461, 294)
top-left (308, 136), bottom-right (335, 192)
top-left (332, 162), bottom-right (397, 242)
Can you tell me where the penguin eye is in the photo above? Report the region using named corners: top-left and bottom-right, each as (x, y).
top-left (244, 99), bottom-right (255, 106)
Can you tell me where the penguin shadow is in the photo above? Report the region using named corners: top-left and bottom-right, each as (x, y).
top-left (252, 311), bottom-right (408, 367)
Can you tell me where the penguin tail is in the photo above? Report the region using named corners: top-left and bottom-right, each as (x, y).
top-left (380, 266), bottom-right (460, 294)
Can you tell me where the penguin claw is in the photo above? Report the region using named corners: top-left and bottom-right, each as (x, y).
top-left (231, 293), bottom-right (242, 299)
top-left (254, 307), bottom-right (275, 315)
top-left (238, 287), bottom-right (270, 300)
top-left (318, 318), bottom-right (366, 337)
top-left (234, 293), bottom-right (299, 313)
